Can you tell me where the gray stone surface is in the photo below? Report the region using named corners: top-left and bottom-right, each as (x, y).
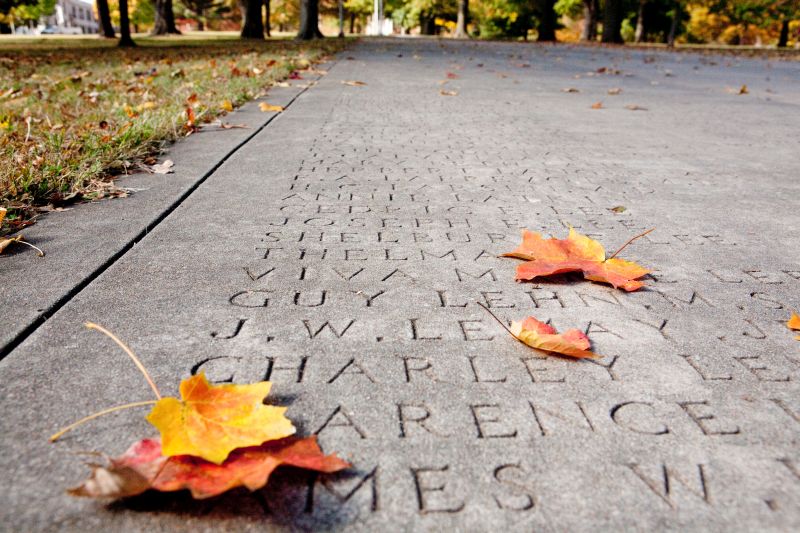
top-left (1, 39), bottom-right (799, 531)
top-left (0, 77), bottom-right (321, 358)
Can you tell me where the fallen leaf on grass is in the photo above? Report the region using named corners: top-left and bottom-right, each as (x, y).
top-left (591, 101), bottom-right (603, 109)
top-left (607, 87), bottom-right (622, 95)
top-left (788, 312), bottom-right (800, 340)
top-left (502, 228), bottom-right (651, 291)
top-left (220, 100), bottom-right (233, 112)
top-left (341, 80), bottom-right (366, 86)
top-left (69, 436), bottom-right (349, 499)
top-left (625, 104), bottom-right (648, 111)
top-left (150, 160), bottom-right (174, 174)
top-left (259, 103), bottom-right (284, 113)
top-left (147, 373), bottom-right (296, 464)
top-left (510, 317), bottom-right (597, 358)
top-left (562, 87), bottom-right (580, 93)
top-left (440, 89), bottom-right (458, 96)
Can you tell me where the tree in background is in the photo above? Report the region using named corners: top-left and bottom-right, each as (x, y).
top-left (179, 0), bottom-right (223, 29)
top-left (454, 0), bottom-right (468, 36)
top-left (536, 0), bottom-right (557, 40)
top-left (118, 0), bottom-right (135, 45)
top-left (240, 0), bottom-right (264, 37)
top-left (555, 0), bottom-right (596, 40)
top-left (153, 0), bottom-right (180, 34)
top-left (602, 0), bottom-right (624, 42)
top-left (97, 0), bottom-right (115, 36)
top-left (346, 0), bottom-right (371, 32)
top-left (297, 0), bottom-right (322, 38)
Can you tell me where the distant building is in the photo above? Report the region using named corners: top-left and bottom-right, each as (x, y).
top-left (41, 0), bottom-right (98, 35)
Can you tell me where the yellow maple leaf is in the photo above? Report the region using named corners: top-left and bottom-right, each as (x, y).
top-left (221, 99), bottom-right (233, 112)
top-left (147, 373), bottom-right (295, 464)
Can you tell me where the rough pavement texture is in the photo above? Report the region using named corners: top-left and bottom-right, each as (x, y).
top-left (1, 39), bottom-right (799, 531)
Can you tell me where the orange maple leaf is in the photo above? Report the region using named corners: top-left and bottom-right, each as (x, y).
top-left (510, 316), bottom-right (597, 359)
top-left (147, 373), bottom-right (295, 465)
top-left (788, 312), bottom-right (800, 341)
top-left (69, 436), bottom-right (349, 500)
top-left (502, 228), bottom-right (651, 291)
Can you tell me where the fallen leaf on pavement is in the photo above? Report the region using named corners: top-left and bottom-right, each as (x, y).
top-left (591, 101), bottom-right (603, 109)
top-left (625, 104), bottom-right (648, 111)
top-left (609, 205), bottom-right (626, 213)
top-left (562, 87), bottom-right (580, 93)
top-left (259, 103), bottom-right (284, 113)
top-left (69, 436), bottom-right (349, 499)
top-left (440, 89), bottom-right (458, 96)
top-left (739, 84), bottom-right (749, 94)
top-left (150, 160), bottom-right (174, 174)
top-left (510, 316), bottom-right (597, 358)
top-left (342, 80), bottom-right (366, 86)
top-left (502, 227), bottom-right (652, 291)
top-left (788, 312), bottom-right (800, 340)
top-left (446, 72), bottom-right (459, 79)
top-left (146, 373), bottom-right (296, 464)
top-left (0, 208), bottom-right (44, 256)
top-left (607, 87), bottom-right (622, 95)
top-left (220, 100), bottom-right (233, 112)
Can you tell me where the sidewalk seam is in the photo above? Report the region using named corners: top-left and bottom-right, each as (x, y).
top-left (0, 66), bottom-right (332, 362)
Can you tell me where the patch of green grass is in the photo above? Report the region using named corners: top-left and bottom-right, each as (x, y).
top-left (0, 35), bottom-right (347, 231)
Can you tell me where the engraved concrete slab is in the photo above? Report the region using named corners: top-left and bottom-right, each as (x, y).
top-left (1, 39), bottom-right (799, 532)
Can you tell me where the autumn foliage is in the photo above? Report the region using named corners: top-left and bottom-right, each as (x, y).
top-left (503, 228), bottom-right (650, 291)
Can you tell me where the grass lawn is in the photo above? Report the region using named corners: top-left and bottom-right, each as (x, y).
top-left (0, 34), bottom-right (347, 233)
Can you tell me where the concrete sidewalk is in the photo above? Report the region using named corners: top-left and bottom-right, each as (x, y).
top-left (1, 39), bottom-right (799, 531)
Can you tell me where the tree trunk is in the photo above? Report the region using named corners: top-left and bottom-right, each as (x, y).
top-left (152, 0), bottom-right (181, 35)
top-left (537, 0), bottom-right (557, 41)
top-left (580, 0), bottom-right (597, 41)
top-left (118, 0), bottom-right (136, 47)
top-left (777, 19), bottom-right (789, 48)
top-left (634, 0), bottom-right (646, 42)
top-left (197, 12), bottom-right (205, 31)
top-left (265, 0), bottom-right (271, 37)
top-left (96, 0), bottom-right (115, 38)
top-left (241, 0), bottom-right (265, 39)
top-left (667, 1), bottom-right (680, 47)
top-left (454, 0), bottom-right (468, 38)
top-left (297, 0), bottom-right (323, 40)
top-left (601, 0), bottom-right (624, 43)
top-left (350, 12), bottom-right (355, 34)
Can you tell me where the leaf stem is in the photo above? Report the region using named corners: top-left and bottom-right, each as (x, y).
top-left (85, 322), bottom-right (162, 400)
top-left (608, 228), bottom-right (655, 260)
top-left (476, 302), bottom-right (515, 338)
top-left (17, 239), bottom-right (45, 257)
top-left (49, 400), bottom-right (158, 442)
